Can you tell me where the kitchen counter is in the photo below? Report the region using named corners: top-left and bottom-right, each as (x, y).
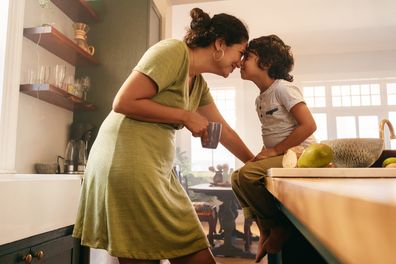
top-left (266, 169), bottom-right (396, 264)
top-left (0, 174), bottom-right (82, 245)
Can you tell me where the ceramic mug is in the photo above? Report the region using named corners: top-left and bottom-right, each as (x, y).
top-left (201, 122), bottom-right (222, 149)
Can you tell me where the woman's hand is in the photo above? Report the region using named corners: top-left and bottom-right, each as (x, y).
top-left (251, 148), bottom-right (278, 162)
top-left (183, 111), bottom-right (209, 137)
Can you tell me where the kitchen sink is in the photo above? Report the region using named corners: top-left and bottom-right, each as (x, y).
top-left (371, 150), bottom-right (396, 167)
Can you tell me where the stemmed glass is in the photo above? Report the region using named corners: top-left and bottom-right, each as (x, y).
top-left (81, 76), bottom-right (91, 101)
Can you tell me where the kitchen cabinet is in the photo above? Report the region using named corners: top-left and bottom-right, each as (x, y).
top-left (0, 226), bottom-right (82, 264)
top-left (21, 1), bottom-right (100, 111)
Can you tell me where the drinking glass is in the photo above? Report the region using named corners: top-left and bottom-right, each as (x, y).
top-left (55, 64), bottom-right (66, 89)
top-left (27, 68), bottom-right (37, 84)
top-left (81, 76), bottom-right (91, 101)
top-left (38, 65), bottom-right (51, 83)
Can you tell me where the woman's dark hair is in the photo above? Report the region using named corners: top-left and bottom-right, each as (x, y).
top-left (247, 35), bottom-right (294, 82)
top-left (184, 8), bottom-right (249, 48)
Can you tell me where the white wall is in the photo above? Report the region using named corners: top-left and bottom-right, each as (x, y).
top-left (16, 0), bottom-right (75, 173)
top-left (154, 0), bottom-right (173, 39)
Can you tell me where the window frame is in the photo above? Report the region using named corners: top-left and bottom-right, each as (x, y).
top-left (303, 78), bottom-right (396, 146)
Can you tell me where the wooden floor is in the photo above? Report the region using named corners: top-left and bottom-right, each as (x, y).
top-left (204, 210), bottom-right (268, 264)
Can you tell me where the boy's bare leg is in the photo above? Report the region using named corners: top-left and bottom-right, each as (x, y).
top-left (169, 248), bottom-right (216, 264)
top-left (255, 218), bottom-right (270, 263)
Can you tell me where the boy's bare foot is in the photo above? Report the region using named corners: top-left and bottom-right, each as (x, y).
top-left (255, 231), bottom-right (269, 263)
top-left (263, 225), bottom-right (290, 254)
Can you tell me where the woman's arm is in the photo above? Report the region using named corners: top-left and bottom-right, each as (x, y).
top-left (253, 102), bottom-right (316, 160)
top-left (112, 71), bottom-right (208, 137)
top-left (198, 102), bottom-right (254, 163)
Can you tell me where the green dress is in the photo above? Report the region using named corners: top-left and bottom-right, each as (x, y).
top-left (72, 39), bottom-right (213, 259)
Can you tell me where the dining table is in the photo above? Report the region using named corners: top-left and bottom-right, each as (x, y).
top-left (189, 183), bottom-right (255, 258)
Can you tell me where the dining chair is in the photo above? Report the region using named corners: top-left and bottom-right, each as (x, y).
top-left (173, 166), bottom-right (219, 246)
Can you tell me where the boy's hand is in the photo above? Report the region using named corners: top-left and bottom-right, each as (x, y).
top-left (251, 148), bottom-right (278, 161)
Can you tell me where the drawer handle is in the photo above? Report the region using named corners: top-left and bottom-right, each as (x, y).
top-left (35, 250), bottom-right (45, 260)
top-left (23, 253), bottom-right (32, 264)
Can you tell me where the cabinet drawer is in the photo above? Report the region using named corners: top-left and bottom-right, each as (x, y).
top-left (31, 235), bottom-right (74, 264)
top-left (0, 226), bottom-right (80, 264)
top-left (0, 247), bottom-right (31, 263)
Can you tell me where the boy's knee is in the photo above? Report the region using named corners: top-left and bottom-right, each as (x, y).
top-left (231, 170), bottom-right (239, 186)
top-left (238, 164), bottom-right (265, 184)
top-left (238, 165), bottom-right (254, 179)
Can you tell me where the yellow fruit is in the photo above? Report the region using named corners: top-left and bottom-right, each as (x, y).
top-left (382, 157), bottom-right (396, 167)
top-left (297, 143), bottom-right (334, 168)
top-left (386, 163), bottom-right (396, 168)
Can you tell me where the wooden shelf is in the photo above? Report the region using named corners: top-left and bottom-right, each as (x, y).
top-left (20, 84), bottom-right (96, 111)
top-left (23, 26), bottom-right (99, 66)
top-left (50, 0), bottom-right (100, 23)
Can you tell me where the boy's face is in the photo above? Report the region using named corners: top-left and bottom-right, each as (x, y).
top-left (240, 51), bottom-right (261, 80)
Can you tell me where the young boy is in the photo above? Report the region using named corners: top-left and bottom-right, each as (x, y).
top-left (231, 35), bottom-right (317, 262)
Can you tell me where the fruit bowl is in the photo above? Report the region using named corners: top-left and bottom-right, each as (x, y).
top-left (321, 138), bottom-right (384, 168)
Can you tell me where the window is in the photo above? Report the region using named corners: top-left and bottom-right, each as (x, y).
top-left (302, 78), bottom-right (396, 148)
top-left (304, 86), bottom-right (326, 108)
top-left (389, 112), bottom-right (396, 149)
top-left (387, 83), bottom-right (396, 105)
top-left (331, 83), bottom-right (381, 107)
top-left (311, 113), bottom-right (327, 141)
top-left (191, 88), bottom-right (236, 171)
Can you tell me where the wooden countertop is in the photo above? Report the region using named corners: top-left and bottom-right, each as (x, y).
top-left (266, 177), bottom-right (396, 264)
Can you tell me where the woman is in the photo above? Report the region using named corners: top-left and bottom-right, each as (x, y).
top-left (73, 8), bottom-right (254, 264)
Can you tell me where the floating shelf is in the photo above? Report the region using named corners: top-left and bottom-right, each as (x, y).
top-left (20, 84), bottom-right (96, 111)
top-left (50, 0), bottom-right (100, 23)
top-left (23, 26), bottom-right (99, 66)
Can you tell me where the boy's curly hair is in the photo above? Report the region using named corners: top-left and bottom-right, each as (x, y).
top-left (247, 35), bottom-right (294, 82)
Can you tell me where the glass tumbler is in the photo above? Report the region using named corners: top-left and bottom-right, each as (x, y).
top-left (55, 64), bottom-right (66, 89)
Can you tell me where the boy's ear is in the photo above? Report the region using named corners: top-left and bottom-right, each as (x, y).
top-left (259, 61), bottom-right (271, 70)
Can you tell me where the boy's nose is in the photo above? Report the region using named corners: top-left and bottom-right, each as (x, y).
top-left (236, 60), bottom-right (242, 68)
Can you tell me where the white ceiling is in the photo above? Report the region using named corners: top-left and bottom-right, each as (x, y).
top-left (169, 0), bottom-right (396, 56)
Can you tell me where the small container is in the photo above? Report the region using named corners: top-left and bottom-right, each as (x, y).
top-left (35, 163), bottom-right (58, 174)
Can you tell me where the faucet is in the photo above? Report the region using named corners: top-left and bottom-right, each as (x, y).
top-left (379, 119), bottom-right (396, 140)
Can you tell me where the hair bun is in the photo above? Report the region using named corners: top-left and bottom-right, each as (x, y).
top-left (190, 7), bottom-right (211, 30)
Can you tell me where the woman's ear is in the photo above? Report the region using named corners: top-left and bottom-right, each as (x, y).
top-left (214, 38), bottom-right (225, 50)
